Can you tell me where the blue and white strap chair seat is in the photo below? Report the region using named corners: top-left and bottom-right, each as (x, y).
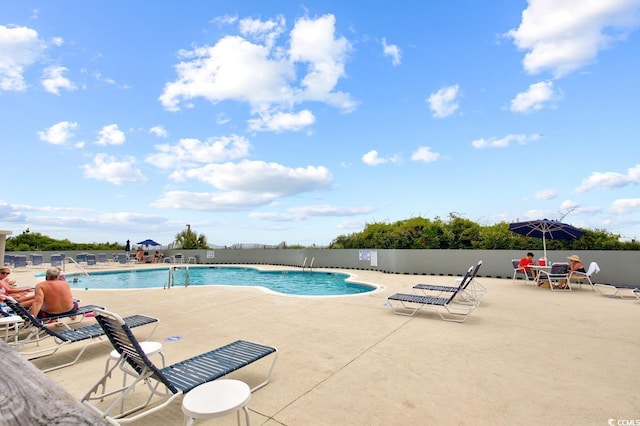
top-left (0, 296), bottom-right (158, 373)
top-left (81, 308), bottom-right (277, 424)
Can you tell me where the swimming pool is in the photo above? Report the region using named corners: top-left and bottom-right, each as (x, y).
top-left (66, 266), bottom-right (377, 296)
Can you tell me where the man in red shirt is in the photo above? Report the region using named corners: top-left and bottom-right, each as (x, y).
top-left (518, 252), bottom-right (536, 279)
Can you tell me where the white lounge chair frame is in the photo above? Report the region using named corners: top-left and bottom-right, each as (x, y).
top-left (594, 284), bottom-right (639, 299)
top-left (1, 296), bottom-right (158, 373)
top-left (387, 265), bottom-right (480, 322)
top-left (413, 261), bottom-right (486, 305)
top-left (568, 261), bottom-right (599, 291)
top-left (82, 308), bottom-right (278, 424)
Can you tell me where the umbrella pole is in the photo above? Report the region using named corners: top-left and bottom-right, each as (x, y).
top-left (542, 234), bottom-right (547, 263)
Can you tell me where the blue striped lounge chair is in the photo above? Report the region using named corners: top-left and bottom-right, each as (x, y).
top-left (412, 261), bottom-right (485, 305)
top-left (0, 296), bottom-right (158, 373)
top-left (13, 255), bottom-right (29, 270)
top-left (82, 308), bottom-right (278, 424)
top-left (387, 271), bottom-right (479, 322)
top-left (50, 254), bottom-right (63, 268)
top-left (0, 298), bottom-right (103, 326)
top-left (86, 254), bottom-right (97, 266)
top-left (30, 254), bottom-right (45, 268)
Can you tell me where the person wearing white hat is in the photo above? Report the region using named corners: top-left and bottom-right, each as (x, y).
top-left (567, 255), bottom-right (586, 273)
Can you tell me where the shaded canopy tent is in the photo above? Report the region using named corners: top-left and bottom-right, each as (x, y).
top-left (508, 219), bottom-right (585, 261)
top-left (137, 239), bottom-right (161, 247)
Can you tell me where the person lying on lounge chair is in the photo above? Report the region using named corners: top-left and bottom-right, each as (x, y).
top-left (0, 267), bottom-right (35, 307)
top-left (29, 267), bottom-right (78, 319)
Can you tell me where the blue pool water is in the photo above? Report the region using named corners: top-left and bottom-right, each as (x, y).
top-left (66, 266), bottom-right (376, 296)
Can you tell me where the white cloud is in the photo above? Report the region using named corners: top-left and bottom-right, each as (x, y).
top-left (149, 125), bottom-right (167, 138)
top-left (152, 190), bottom-right (275, 211)
top-left (171, 160), bottom-right (331, 194)
top-left (247, 109), bottom-right (315, 132)
top-left (507, 0), bottom-right (640, 78)
top-left (337, 219), bottom-right (366, 230)
top-left (81, 154), bottom-right (148, 184)
top-left (146, 134), bottom-right (251, 169)
top-left (251, 204), bottom-right (375, 222)
top-left (159, 14), bottom-right (355, 131)
top-left (610, 198), bottom-right (640, 213)
top-left (411, 146), bottom-right (441, 163)
top-left (41, 65), bottom-right (77, 95)
top-left (427, 84), bottom-right (460, 118)
top-left (289, 15), bottom-right (353, 107)
top-left (534, 189), bottom-right (558, 200)
top-left (288, 204), bottom-right (375, 217)
top-left (153, 160), bottom-right (332, 211)
top-left (510, 81), bottom-right (562, 113)
top-left (362, 150), bottom-right (387, 166)
top-left (95, 124), bottom-right (126, 145)
top-left (471, 133), bottom-right (541, 149)
top-left (382, 38), bottom-right (401, 66)
top-left (37, 121), bottom-right (78, 145)
top-left (0, 24), bottom-right (46, 91)
top-left (216, 113), bottom-right (230, 125)
top-left (576, 164), bottom-right (640, 192)
top-left (238, 15), bottom-right (285, 49)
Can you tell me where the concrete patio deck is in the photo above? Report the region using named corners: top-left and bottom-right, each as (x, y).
top-left (6, 263), bottom-right (639, 425)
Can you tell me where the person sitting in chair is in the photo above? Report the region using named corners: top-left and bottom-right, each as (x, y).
top-left (152, 250), bottom-right (163, 263)
top-left (518, 252), bottom-right (536, 279)
top-left (567, 254), bottom-right (586, 273)
top-left (0, 267), bottom-right (35, 307)
top-left (135, 247), bottom-right (145, 263)
top-left (29, 267), bottom-right (78, 319)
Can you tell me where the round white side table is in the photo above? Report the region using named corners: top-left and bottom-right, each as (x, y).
top-left (0, 315), bottom-right (24, 347)
top-left (182, 379), bottom-right (251, 426)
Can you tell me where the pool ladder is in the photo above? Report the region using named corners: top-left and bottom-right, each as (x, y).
top-left (165, 265), bottom-right (189, 289)
top-left (62, 257), bottom-right (90, 276)
top-left (302, 257), bottom-right (315, 272)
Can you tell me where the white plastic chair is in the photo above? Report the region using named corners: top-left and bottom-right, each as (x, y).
top-left (511, 259), bottom-right (533, 284)
top-left (569, 261), bottom-right (599, 291)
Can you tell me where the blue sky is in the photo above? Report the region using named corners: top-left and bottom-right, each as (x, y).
top-left (2, 1), bottom-right (640, 247)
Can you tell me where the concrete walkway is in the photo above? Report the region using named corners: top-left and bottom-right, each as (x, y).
top-left (7, 264), bottom-right (639, 425)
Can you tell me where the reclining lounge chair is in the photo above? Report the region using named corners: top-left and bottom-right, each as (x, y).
top-left (413, 261), bottom-right (485, 304)
top-left (593, 284), bottom-right (639, 299)
top-left (0, 299), bottom-right (103, 326)
top-left (82, 308), bottom-right (278, 424)
top-left (1, 296), bottom-right (158, 373)
top-left (387, 272), bottom-right (479, 323)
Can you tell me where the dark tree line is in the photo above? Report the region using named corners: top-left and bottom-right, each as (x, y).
top-left (329, 215), bottom-right (639, 250)
top-left (6, 216), bottom-right (638, 252)
top-left (6, 232), bottom-right (124, 252)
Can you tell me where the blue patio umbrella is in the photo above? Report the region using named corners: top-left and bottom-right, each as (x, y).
top-left (137, 239), bottom-right (161, 247)
top-left (509, 219), bottom-right (584, 261)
